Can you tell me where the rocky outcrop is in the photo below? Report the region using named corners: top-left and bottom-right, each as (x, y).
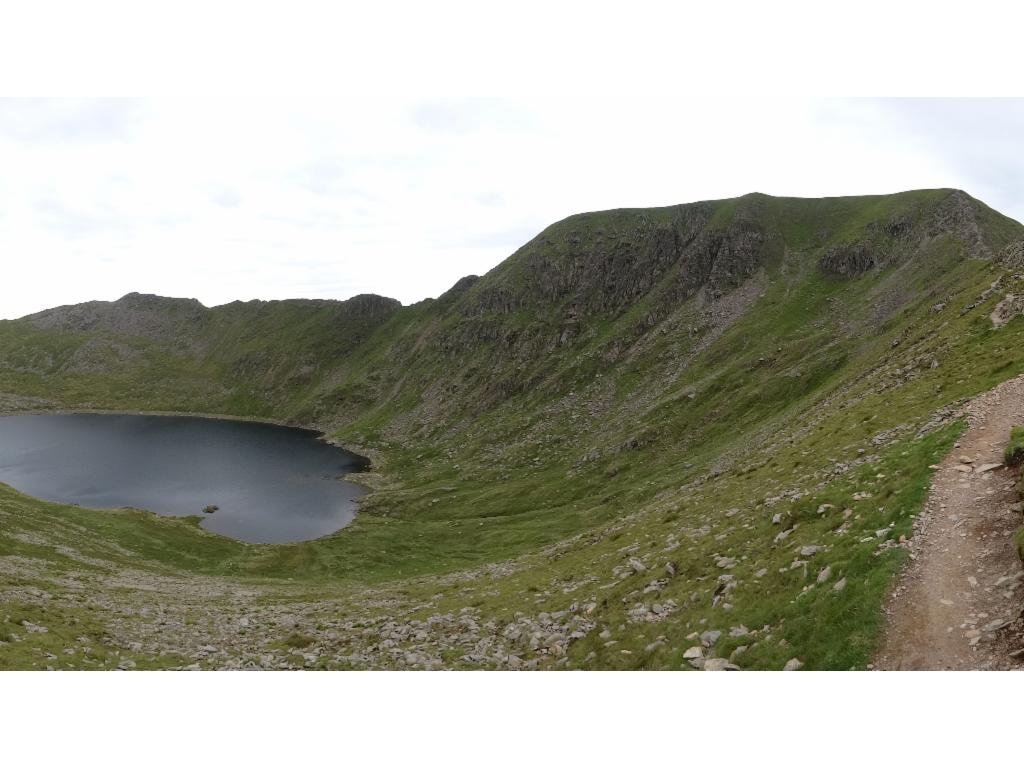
top-left (438, 275), bottom-right (481, 302)
top-left (991, 294), bottom-right (1024, 328)
top-left (818, 190), bottom-right (1006, 278)
top-left (820, 241), bottom-right (877, 277)
top-left (216, 294), bottom-right (400, 322)
top-left (463, 202), bottom-right (774, 321)
top-left (26, 293), bottom-right (206, 339)
top-left (332, 294), bottom-right (402, 318)
top-left (929, 188), bottom-right (992, 258)
top-left (423, 201), bottom-right (778, 404)
top-left (1000, 241), bottom-right (1024, 270)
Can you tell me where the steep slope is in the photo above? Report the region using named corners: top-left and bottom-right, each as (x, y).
top-left (2, 188), bottom-right (1024, 670)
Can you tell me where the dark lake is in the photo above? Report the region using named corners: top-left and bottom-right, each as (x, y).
top-left (0, 413), bottom-right (368, 543)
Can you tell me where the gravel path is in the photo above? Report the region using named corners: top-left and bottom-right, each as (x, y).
top-left (876, 375), bottom-right (1024, 670)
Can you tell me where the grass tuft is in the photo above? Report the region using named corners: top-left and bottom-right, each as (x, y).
top-left (1005, 426), bottom-right (1024, 467)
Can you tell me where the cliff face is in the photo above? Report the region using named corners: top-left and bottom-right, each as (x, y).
top-left (458, 199), bottom-right (771, 320)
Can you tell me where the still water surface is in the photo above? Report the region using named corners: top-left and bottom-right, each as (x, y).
top-left (0, 413), bottom-right (367, 543)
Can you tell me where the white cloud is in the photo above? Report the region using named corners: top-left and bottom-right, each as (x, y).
top-left (0, 97), bottom-right (1021, 319)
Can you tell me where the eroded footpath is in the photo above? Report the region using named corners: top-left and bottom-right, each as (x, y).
top-left (877, 375), bottom-right (1024, 670)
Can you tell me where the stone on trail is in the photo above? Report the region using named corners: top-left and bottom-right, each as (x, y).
top-left (994, 572), bottom-right (1023, 587)
top-left (683, 646), bottom-right (704, 659)
top-left (703, 658), bottom-right (740, 671)
top-left (981, 618), bottom-right (1011, 633)
top-left (800, 544), bottom-right (824, 557)
top-left (783, 658), bottom-right (803, 671)
top-left (975, 462), bottom-right (1002, 473)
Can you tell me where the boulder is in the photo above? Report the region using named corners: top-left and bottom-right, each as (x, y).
top-left (700, 630), bottom-right (722, 646)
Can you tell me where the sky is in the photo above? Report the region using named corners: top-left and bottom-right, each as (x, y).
top-left (1, 97), bottom-right (1022, 319)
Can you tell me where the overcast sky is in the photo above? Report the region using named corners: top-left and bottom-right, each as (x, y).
top-left (1, 97), bottom-right (1022, 319)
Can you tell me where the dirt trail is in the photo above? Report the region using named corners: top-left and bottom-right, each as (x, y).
top-left (876, 375), bottom-right (1024, 670)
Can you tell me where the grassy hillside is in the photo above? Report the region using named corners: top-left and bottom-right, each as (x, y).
top-left (2, 188), bottom-right (1024, 670)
